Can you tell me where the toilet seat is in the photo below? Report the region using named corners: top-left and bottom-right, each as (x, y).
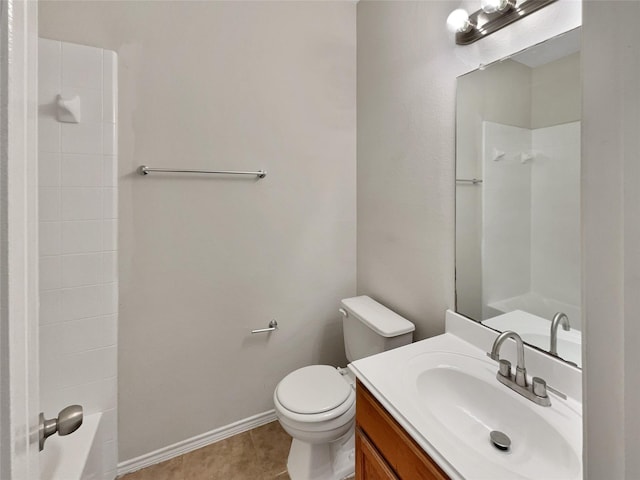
top-left (275, 365), bottom-right (355, 423)
top-left (277, 365), bottom-right (351, 414)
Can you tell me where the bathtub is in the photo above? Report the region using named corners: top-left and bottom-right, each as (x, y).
top-left (487, 291), bottom-right (581, 330)
top-left (40, 412), bottom-right (104, 480)
top-left (483, 309), bottom-right (583, 367)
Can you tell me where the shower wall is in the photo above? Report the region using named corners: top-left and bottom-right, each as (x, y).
top-left (481, 121), bottom-right (532, 316)
top-left (530, 122), bottom-right (581, 312)
top-left (481, 120), bottom-right (581, 322)
top-left (38, 38), bottom-right (118, 479)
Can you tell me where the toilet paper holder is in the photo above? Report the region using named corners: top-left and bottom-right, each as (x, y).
top-left (251, 320), bottom-right (278, 334)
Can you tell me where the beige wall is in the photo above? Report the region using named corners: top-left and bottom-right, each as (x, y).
top-left (582, 2), bottom-right (640, 477)
top-left (356, 1), bottom-right (459, 340)
top-left (356, 1), bottom-right (640, 477)
top-left (531, 52), bottom-right (581, 128)
top-left (39, 1), bottom-right (356, 461)
top-left (356, 0), bottom-right (580, 340)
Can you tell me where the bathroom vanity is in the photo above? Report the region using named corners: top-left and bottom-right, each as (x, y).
top-left (355, 381), bottom-right (448, 480)
top-left (349, 310), bottom-right (583, 480)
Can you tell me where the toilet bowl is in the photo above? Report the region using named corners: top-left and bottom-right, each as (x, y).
top-left (274, 365), bottom-right (356, 480)
top-left (274, 296), bottom-right (415, 480)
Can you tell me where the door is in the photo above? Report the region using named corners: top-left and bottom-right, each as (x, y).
top-left (355, 428), bottom-right (399, 480)
top-left (1, 0), bottom-right (40, 478)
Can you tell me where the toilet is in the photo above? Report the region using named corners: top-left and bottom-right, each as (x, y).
top-left (274, 295), bottom-right (415, 480)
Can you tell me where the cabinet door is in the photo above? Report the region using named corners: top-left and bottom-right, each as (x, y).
top-left (356, 381), bottom-right (450, 480)
top-left (356, 427), bottom-right (399, 480)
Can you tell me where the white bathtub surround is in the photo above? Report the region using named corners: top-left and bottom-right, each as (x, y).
top-left (487, 292), bottom-right (580, 326)
top-left (481, 121), bottom-right (532, 318)
top-left (38, 38), bottom-right (118, 480)
top-left (40, 413), bottom-right (104, 480)
top-left (481, 120), bottom-right (581, 325)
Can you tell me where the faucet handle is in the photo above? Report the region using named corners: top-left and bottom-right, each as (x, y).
top-left (515, 366), bottom-right (528, 387)
top-left (532, 377), bottom-right (548, 398)
top-left (498, 359), bottom-right (511, 378)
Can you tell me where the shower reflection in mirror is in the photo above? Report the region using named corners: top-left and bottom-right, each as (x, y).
top-left (455, 28), bottom-right (582, 367)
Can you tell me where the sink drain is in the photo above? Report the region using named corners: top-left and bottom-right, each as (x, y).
top-left (490, 430), bottom-right (511, 451)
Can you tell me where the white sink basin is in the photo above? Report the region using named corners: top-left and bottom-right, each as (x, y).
top-left (408, 351), bottom-right (581, 479)
top-left (349, 333), bottom-right (583, 480)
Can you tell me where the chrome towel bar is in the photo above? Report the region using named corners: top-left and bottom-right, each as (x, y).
top-left (251, 320), bottom-right (278, 334)
top-left (138, 165), bottom-right (267, 178)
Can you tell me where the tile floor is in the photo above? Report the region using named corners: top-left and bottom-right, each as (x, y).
top-left (120, 421), bottom-right (355, 480)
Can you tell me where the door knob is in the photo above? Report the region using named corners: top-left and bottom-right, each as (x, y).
top-left (39, 405), bottom-right (83, 451)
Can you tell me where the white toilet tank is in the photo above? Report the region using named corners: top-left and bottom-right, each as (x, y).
top-left (341, 295), bottom-right (415, 362)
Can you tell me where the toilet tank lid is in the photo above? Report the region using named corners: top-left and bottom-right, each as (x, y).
top-left (341, 296), bottom-right (415, 338)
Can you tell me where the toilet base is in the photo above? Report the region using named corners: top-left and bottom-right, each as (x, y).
top-left (287, 429), bottom-right (355, 480)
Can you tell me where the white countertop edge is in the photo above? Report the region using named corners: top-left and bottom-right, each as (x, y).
top-left (348, 360), bottom-right (464, 480)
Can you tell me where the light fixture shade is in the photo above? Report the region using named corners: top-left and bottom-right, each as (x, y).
top-left (446, 9), bottom-right (472, 33)
top-left (481, 0), bottom-right (509, 13)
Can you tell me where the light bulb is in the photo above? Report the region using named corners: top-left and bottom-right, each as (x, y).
top-left (446, 9), bottom-right (473, 33)
top-left (481, 0), bottom-right (509, 13)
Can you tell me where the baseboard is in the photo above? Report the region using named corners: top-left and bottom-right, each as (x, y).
top-left (116, 409), bottom-right (277, 476)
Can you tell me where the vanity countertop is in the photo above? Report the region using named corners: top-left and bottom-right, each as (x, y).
top-left (348, 332), bottom-right (583, 480)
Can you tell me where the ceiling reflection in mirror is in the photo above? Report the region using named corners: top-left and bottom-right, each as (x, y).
top-left (455, 28), bottom-right (581, 367)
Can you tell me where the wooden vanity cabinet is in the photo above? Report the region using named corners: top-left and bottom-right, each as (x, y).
top-left (355, 380), bottom-right (450, 480)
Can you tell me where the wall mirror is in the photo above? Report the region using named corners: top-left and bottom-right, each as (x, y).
top-left (455, 28), bottom-right (582, 367)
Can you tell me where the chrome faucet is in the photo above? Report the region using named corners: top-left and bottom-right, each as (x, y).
top-left (550, 312), bottom-right (570, 357)
top-left (489, 331), bottom-right (528, 387)
top-left (488, 330), bottom-right (551, 407)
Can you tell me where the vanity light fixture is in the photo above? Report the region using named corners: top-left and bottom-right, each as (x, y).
top-left (481, 0), bottom-right (512, 14)
top-left (446, 9), bottom-right (474, 34)
top-left (447, 0), bottom-right (558, 45)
